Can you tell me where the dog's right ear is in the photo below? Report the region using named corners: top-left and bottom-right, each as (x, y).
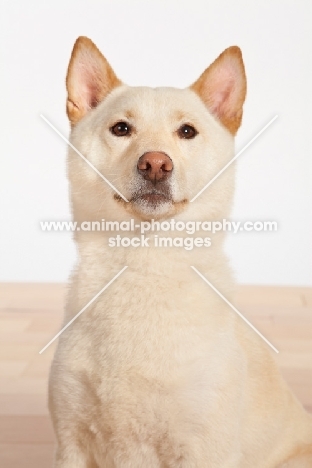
top-left (190, 46), bottom-right (246, 135)
top-left (66, 37), bottom-right (121, 125)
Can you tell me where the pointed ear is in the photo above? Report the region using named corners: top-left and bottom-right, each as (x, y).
top-left (190, 46), bottom-right (246, 135)
top-left (66, 36), bottom-right (122, 125)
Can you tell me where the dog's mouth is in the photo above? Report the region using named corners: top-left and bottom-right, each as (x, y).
top-left (114, 190), bottom-right (188, 218)
top-left (114, 190), bottom-right (173, 210)
top-left (131, 190), bottom-right (172, 207)
top-left (113, 179), bottom-right (188, 218)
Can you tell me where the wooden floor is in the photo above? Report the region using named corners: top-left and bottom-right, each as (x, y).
top-left (0, 283), bottom-right (311, 468)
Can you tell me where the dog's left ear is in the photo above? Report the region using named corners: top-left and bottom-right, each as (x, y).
top-left (190, 46), bottom-right (246, 135)
top-left (66, 36), bottom-right (122, 125)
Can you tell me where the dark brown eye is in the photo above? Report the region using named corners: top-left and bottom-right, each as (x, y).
top-left (177, 124), bottom-right (198, 139)
top-left (110, 121), bottom-right (131, 137)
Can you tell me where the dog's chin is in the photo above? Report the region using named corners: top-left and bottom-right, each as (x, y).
top-left (131, 193), bottom-right (173, 218)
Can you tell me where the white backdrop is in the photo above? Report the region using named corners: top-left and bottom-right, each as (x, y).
top-left (1, 0), bottom-right (311, 285)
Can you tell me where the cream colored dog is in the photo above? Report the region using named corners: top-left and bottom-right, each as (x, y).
top-left (49, 37), bottom-right (312, 467)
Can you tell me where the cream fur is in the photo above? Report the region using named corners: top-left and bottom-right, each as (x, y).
top-left (49, 38), bottom-right (312, 467)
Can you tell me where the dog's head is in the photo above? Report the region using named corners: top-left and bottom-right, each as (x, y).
top-left (66, 37), bottom-right (246, 222)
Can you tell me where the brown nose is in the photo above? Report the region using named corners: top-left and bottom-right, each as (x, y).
top-left (137, 152), bottom-right (173, 182)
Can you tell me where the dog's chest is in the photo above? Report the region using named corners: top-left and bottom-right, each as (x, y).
top-left (80, 332), bottom-right (242, 461)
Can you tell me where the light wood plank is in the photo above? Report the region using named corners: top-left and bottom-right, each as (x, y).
top-left (0, 415), bottom-right (55, 443)
top-left (0, 443), bottom-right (54, 468)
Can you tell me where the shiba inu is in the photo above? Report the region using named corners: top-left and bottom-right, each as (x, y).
top-left (49, 36), bottom-right (312, 467)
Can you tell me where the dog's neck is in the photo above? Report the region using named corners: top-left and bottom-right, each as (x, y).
top-left (73, 229), bottom-right (232, 289)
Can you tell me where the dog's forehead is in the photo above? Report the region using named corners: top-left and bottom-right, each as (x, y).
top-left (105, 85), bottom-right (205, 119)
